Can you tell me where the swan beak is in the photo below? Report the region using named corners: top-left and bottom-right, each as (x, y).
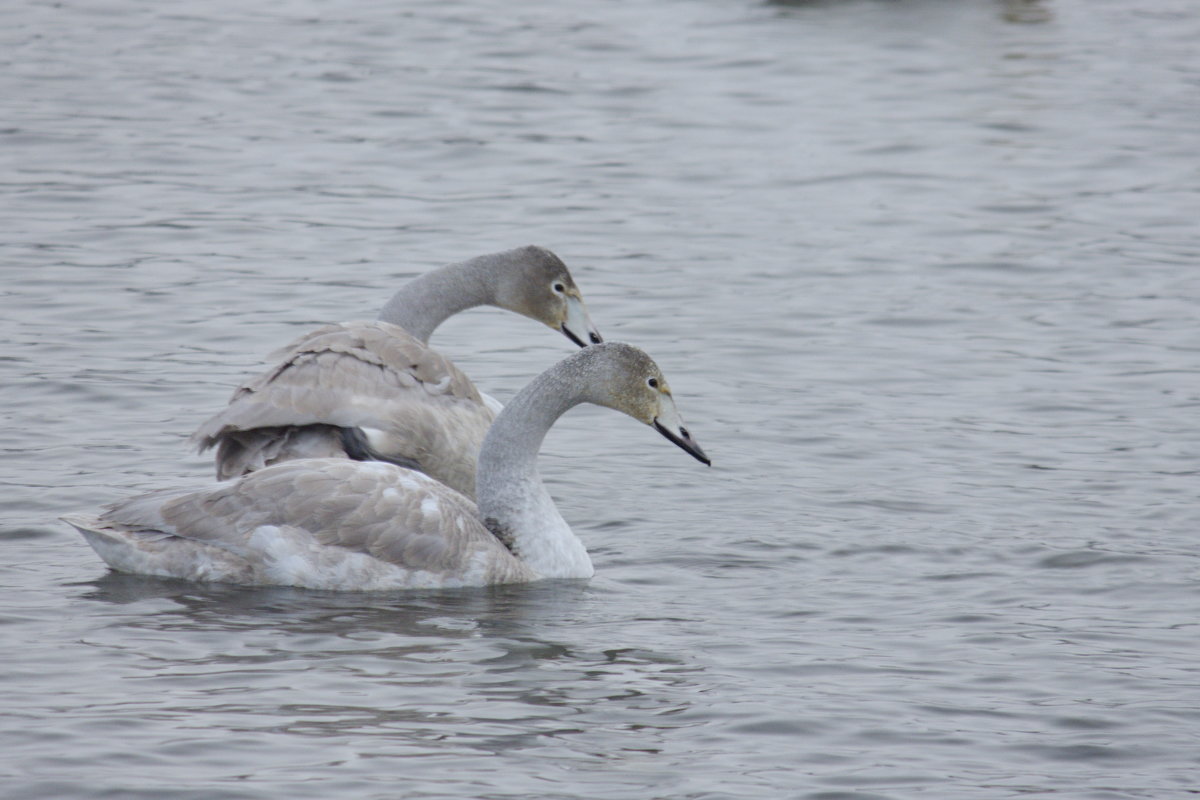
top-left (652, 395), bottom-right (710, 466)
top-left (561, 295), bottom-right (603, 348)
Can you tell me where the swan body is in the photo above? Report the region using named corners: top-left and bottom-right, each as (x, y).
top-left (191, 246), bottom-right (602, 498)
top-left (65, 461), bottom-right (535, 590)
top-left (66, 343), bottom-right (709, 590)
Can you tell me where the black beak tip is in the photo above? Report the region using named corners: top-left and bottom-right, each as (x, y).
top-left (561, 325), bottom-right (587, 348)
top-left (685, 444), bottom-right (712, 467)
top-left (654, 420), bottom-right (711, 466)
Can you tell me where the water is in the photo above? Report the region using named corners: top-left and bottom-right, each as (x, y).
top-left (3, 0), bottom-right (1199, 797)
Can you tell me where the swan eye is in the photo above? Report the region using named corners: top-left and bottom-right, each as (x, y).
top-left (552, 282), bottom-right (566, 294)
top-left (647, 377), bottom-right (658, 389)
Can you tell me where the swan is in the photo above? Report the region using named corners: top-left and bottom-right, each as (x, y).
top-left (190, 245), bottom-right (603, 498)
top-left (64, 343), bottom-right (709, 590)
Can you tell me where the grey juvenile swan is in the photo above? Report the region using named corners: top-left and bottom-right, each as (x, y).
top-left (65, 343), bottom-right (709, 590)
top-left (191, 246), bottom-right (603, 498)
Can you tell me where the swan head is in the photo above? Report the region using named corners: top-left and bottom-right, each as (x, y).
top-left (585, 342), bottom-right (711, 466)
top-left (493, 245), bottom-right (603, 348)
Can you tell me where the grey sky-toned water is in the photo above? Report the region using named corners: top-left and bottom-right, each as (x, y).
top-left (2, 1), bottom-right (1198, 797)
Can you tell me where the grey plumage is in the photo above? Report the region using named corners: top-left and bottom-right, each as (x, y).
top-left (65, 460), bottom-right (535, 589)
top-left (66, 343), bottom-right (709, 591)
top-left (192, 321), bottom-right (494, 495)
top-left (191, 246), bottom-right (602, 497)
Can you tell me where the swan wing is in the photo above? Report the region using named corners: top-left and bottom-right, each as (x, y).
top-left (191, 322), bottom-right (496, 494)
top-left (68, 459), bottom-right (533, 589)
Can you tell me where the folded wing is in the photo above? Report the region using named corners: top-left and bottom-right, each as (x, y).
top-left (191, 322), bottom-right (496, 496)
top-left (67, 459), bottom-right (533, 590)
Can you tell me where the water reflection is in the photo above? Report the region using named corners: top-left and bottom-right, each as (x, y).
top-left (1002, 0), bottom-right (1053, 24)
top-left (75, 573), bottom-right (708, 768)
top-left (78, 574), bottom-right (703, 699)
top-left (9, 0), bottom-right (1198, 794)
top-left (765, 0), bottom-right (1054, 24)
top-left (79, 572), bottom-right (595, 640)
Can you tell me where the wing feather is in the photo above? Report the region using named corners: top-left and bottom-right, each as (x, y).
top-left (92, 459), bottom-right (533, 588)
top-left (192, 322), bottom-right (496, 494)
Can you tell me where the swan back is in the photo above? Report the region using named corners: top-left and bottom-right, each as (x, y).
top-left (194, 246), bottom-right (601, 490)
top-left (65, 460), bottom-right (536, 590)
top-left (191, 322), bottom-right (495, 494)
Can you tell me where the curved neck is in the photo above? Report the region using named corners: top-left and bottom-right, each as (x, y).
top-left (475, 355), bottom-right (599, 579)
top-left (377, 254), bottom-right (499, 343)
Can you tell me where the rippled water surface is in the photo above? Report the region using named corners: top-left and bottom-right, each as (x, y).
top-left (3, 0), bottom-right (1199, 797)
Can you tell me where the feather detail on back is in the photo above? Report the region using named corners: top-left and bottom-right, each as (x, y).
top-left (191, 322), bottom-right (496, 496)
top-left (64, 460), bottom-right (535, 590)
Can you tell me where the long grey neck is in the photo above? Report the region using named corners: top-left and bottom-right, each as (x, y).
top-left (376, 253), bottom-right (500, 343)
top-left (476, 352), bottom-right (602, 579)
